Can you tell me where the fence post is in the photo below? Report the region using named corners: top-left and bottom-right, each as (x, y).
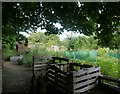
top-left (118, 79), bottom-right (120, 87)
top-left (31, 56), bottom-right (37, 94)
top-left (66, 72), bottom-right (73, 94)
top-left (31, 72), bottom-right (37, 94)
top-left (86, 68), bottom-right (90, 93)
top-left (69, 63), bottom-right (74, 71)
top-left (55, 66), bottom-right (58, 93)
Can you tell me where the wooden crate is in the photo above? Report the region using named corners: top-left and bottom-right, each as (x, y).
top-left (46, 57), bottom-right (101, 94)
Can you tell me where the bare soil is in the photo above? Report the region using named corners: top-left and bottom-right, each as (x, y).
top-left (2, 61), bottom-right (33, 94)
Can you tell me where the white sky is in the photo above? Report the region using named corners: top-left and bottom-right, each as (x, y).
top-left (20, 23), bottom-right (84, 41)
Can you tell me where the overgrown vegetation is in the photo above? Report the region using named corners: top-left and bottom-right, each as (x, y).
top-left (3, 33), bottom-right (119, 79)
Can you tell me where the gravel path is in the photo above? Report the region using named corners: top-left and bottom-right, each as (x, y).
top-left (2, 61), bottom-right (33, 94)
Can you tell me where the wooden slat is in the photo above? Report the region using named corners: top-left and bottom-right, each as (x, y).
top-left (47, 70), bottom-right (55, 75)
top-left (48, 73), bottom-right (55, 76)
top-left (73, 69), bottom-right (87, 77)
top-left (34, 68), bottom-right (41, 71)
top-left (74, 83), bottom-right (96, 93)
top-left (41, 60), bottom-right (49, 63)
top-left (73, 67), bottom-right (100, 77)
top-left (73, 78), bottom-right (97, 90)
top-left (73, 63), bottom-right (92, 68)
top-left (48, 77), bottom-right (55, 83)
top-left (86, 67), bottom-right (100, 73)
top-left (57, 84), bottom-right (67, 93)
top-left (99, 75), bottom-right (120, 83)
top-left (34, 67), bottom-right (46, 71)
top-left (34, 61), bottom-right (49, 64)
top-left (47, 67), bottom-right (56, 71)
top-left (74, 72), bottom-right (100, 83)
top-left (34, 59), bottom-right (43, 61)
top-left (52, 57), bottom-right (69, 62)
top-left (58, 69), bottom-right (67, 75)
top-left (48, 73), bottom-right (55, 79)
top-left (58, 74), bottom-right (66, 81)
top-left (47, 82), bottom-right (55, 86)
top-left (34, 62), bottom-right (42, 64)
top-left (58, 78), bottom-right (66, 84)
top-left (58, 72), bottom-right (66, 77)
top-left (57, 82), bottom-right (66, 89)
top-left (48, 65), bottom-right (57, 70)
top-left (34, 64), bottom-right (47, 67)
top-left (59, 65), bottom-right (68, 72)
top-left (48, 75), bottom-right (55, 80)
top-left (57, 87), bottom-right (66, 93)
top-left (34, 66), bottom-right (47, 71)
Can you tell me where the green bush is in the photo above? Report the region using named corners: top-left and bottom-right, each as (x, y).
top-left (3, 49), bottom-right (17, 60)
top-left (98, 54), bottom-right (118, 78)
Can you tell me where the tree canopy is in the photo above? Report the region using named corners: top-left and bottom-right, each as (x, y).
top-left (2, 2), bottom-right (120, 49)
top-left (28, 32), bottom-right (61, 46)
top-left (28, 32), bottom-right (98, 51)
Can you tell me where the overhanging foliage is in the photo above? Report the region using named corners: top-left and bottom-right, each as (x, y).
top-left (2, 2), bottom-right (120, 49)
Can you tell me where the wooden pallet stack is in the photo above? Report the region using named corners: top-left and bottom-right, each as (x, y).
top-left (46, 57), bottom-right (101, 94)
top-left (32, 55), bottom-right (52, 78)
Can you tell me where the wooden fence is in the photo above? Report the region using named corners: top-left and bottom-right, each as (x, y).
top-left (32, 55), bottom-right (52, 78)
top-left (31, 55), bottom-right (52, 94)
top-left (98, 75), bottom-right (120, 94)
top-left (46, 57), bottom-right (101, 94)
top-left (73, 64), bottom-right (100, 94)
top-left (31, 56), bottom-right (120, 94)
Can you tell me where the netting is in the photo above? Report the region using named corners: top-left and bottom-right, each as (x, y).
top-left (108, 53), bottom-right (120, 59)
top-left (57, 51), bottom-right (98, 62)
